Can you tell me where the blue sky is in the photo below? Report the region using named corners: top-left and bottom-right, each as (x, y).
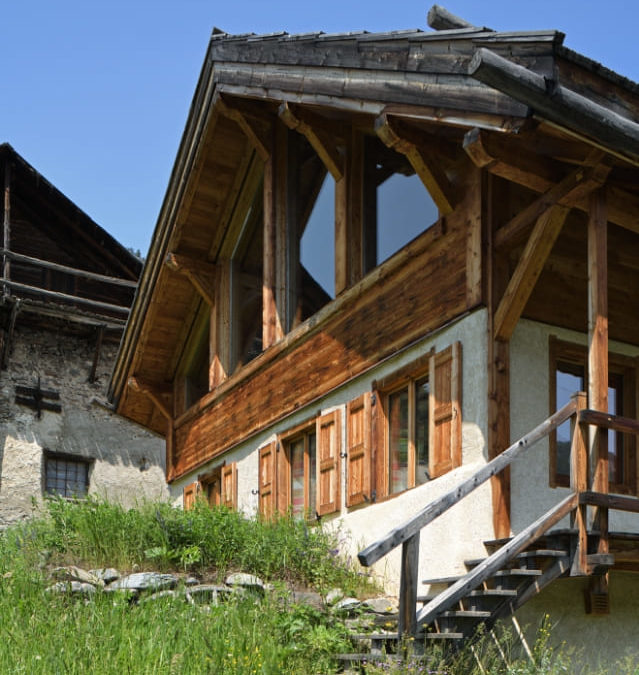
top-left (3, 1), bottom-right (638, 255)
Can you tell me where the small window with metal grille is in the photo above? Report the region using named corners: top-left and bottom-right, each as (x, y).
top-left (44, 452), bottom-right (91, 499)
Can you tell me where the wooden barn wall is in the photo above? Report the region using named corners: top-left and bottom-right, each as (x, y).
top-left (171, 181), bottom-right (479, 478)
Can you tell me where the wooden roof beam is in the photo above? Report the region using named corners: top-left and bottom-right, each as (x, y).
top-left (463, 128), bottom-right (639, 235)
top-left (127, 376), bottom-right (172, 421)
top-left (494, 204), bottom-right (570, 342)
top-left (217, 98), bottom-right (271, 161)
top-left (278, 102), bottom-right (344, 181)
top-left (165, 252), bottom-right (216, 307)
top-left (375, 114), bottom-right (455, 215)
top-left (469, 47), bottom-right (639, 165)
top-left (495, 153), bottom-right (610, 248)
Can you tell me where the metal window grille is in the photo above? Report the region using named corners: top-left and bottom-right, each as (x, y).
top-left (45, 457), bottom-right (89, 498)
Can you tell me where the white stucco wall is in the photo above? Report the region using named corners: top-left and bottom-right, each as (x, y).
top-left (510, 319), bottom-right (639, 534)
top-left (171, 309), bottom-right (494, 593)
top-left (0, 323), bottom-right (168, 529)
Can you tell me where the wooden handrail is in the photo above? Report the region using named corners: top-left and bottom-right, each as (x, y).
top-left (415, 493), bottom-right (578, 628)
top-left (358, 397), bottom-right (577, 567)
top-left (579, 409), bottom-right (639, 436)
top-left (580, 491), bottom-right (639, 514)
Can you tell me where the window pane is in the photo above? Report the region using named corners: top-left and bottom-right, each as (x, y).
top-left (389, 388), bottom-right (409, 494)
top-left (290, 439), bottom-right (305, 517)
top-left (556, 365), bottom-right (584, 480)
top-left (45, 458), bottom-right (88, 498)
top-left (308, 433), bottom-right (317, 516)
top-left (608, 375), bottom-right (623, 485)
top-left (415, 377), bottom-right (430, 485)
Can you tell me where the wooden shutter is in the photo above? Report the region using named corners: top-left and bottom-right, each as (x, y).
top-left (429, 342), bottom-right (462, 479)
top-left (258, 442), bottom-right (277, 519)
top-left (183, 481), bottom-right (199, 510)
top-left (221, 462), bottom-right (237, 509)
top-left (317, 410), bottom-right (341, 516)
top-left (346, 393), bottom-right (371, 507)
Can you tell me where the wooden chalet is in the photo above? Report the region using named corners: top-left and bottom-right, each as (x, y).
top-left (109, 5), bottom-right (639, 659)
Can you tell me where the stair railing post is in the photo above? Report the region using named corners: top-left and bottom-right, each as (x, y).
top-left (570, 391), bottom-right (589, 576)
top-left (398, 531), bottom-right (420, 639)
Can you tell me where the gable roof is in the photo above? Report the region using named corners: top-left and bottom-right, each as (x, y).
top-left (108, 6), bottom-right (639, 434)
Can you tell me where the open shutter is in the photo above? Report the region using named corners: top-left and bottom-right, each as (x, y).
top-left (183, 481), bottom-right (199, 510)
top-left (429, 342), bottom-right (462, 479)
top-left (258, 442), bottom-right (277, 519)
top-left (221, 462), bottom-right (238, 510)
top-left (346, 393), bottom-right (371, 507)
top-left (317, 410), bottom-right (341, 516)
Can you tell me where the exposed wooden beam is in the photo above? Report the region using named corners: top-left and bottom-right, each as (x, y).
top-left (375, 114), bottom-right (454, 215)
top-left (427, 4), bottom-right (478, 30)
top-left (495, 159), bottom-right (609, 248)
top-left (278, 102), bottom-right (344, 181)
top-left (3, 159), bottom-right (11, 298)
top-left (217, 97), bottom-right (271, 161)
top-left (127, 376), bottom-right (172, 420)
top-left (463, 128), bottom-right (639, 236)
top-left (588, 189), bottom-right (609, 560)
top-left (165, 252), bottom-right (216, 307)
top-left (469, 47), bottom-right (639, 165)
top-left (494, 204), bottom-right (570, 342)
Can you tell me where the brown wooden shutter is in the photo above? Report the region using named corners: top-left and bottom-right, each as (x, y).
top-left (221, 462), bottom-right (237, 510)
top-left (429, 342), bottom-right (462, 479)
top-left (258, 442), bottom-right (277, 519)
top-left (316, 410), bottom-right (341, 516)
top-left (346, 393), bottom-right (371, 507)
top-left (183, 481), bottom-right (199, 510)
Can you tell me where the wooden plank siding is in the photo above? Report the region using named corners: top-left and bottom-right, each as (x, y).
top-left (170, 181), bottom-right (477, 479)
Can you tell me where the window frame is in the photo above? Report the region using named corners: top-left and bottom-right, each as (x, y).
top-left (549, 338), bottom-right (637, 495)
top-left (43, 450), bottom-right (92, 500)
top-left (279, 419), bottom-right (318, 519)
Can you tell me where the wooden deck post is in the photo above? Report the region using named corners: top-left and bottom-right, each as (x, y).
top-left (570, 391), bottom-right (589, 576)
top-left (588, 189), bottom-right (608, 559)
top-left (398, 531), bottom-right (420, 638)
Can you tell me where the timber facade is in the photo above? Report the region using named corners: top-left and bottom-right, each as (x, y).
top-left (0, 144), bottom-right (167, 526)
top-left (110, 6), bottom-right (639, 660)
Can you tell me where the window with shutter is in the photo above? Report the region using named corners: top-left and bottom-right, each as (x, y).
top-left (346, 393), bottom-right (371, 507)
top-left (183, 481), bottom-right (199, 510)
top-left (429, 342), bottom-right (462, 479)
top-left (258, 442), bottom-right (277, 519)
top-left (221, 463), bottom-right (238, 509)
top-left (317, 410), bottom-right (341, 516)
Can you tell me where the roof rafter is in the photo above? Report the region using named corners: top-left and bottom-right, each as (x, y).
top-left (165, 252), bottom-right (216, 308)
top-left (217, 97), bottom-right (272, 161)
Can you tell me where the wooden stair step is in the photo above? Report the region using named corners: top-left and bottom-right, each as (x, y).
top-left (467, 589), bottom-right (517, 597)
top-left (421, 575), bottom-right (464, 586)
top-left (439, 610), bottom-right (491, 619)
top-left (425, 632), bottom-right (464, 640)
top-left (464, 549), bottom-right (567, 568)
top-left (493, 568), bottom-right (542, 577)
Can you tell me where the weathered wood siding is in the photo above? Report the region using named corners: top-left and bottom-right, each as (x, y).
top-left (171, 188), bottom-right (477, 478)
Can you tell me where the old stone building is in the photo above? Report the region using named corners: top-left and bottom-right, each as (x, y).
top-left (0, 143), bottom-right (167, 528)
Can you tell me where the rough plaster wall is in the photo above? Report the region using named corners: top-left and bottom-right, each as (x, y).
top-left (0, 324), bottom-right (168, 528)
top-left (510, 319), bottom-right (639, 534)
top-left (514, 572), bottom-right (639, 667)
top-left (172, 309), bottom-right (493, 593)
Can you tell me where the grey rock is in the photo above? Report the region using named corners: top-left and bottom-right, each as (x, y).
top-left (139, 590), bottom-right (185, 604)
top-left (186, 584), bottom-right (232, 605)
top-left (89, 568), bottom-right (120, 584)
top-left (107, 572), bottom-right (177, 592)
top-left (104, 587), bottom-right (138, 599)
top-left (47, 581), bottom-right (96, 596)
top-left (290, 590), bottom-right (324, 610)
top-left (184, 576), bottom-right (200, 586)
top-left (224, 573), bottom-right (265, 592)
top-left (50, 566), bottom-right (101, 586)
top-left (362, 597), bottom-right (399, 615)
top-left (325, 588), bottom-right (344, 605)
top-left (333, 597), bottom-right (362, 615)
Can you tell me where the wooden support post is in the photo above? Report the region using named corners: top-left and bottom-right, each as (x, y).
top-left (1, 299), bottom-right (19, 369)
top-left (588, 189), bottom-right (609, 558)
top-left (166, 418), bottom-right (175, 482)
top-left (334, 128), bottom-right (364, 295)
top-left (485, 172), bottom-right (511, 538)
top-left (398, 532), bottom-right (420, 638)
top-left (211, 260), bottom-right (231, 388)
top-left (3, 159), bottom-right (10, 297)
top-left (570, 392), bottom-right (589, 576)
top-left (263, 131), bottom-right (282, 349)
top-left (88, 324), bottom-right (105, 383)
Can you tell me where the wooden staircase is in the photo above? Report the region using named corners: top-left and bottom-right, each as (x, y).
top-left (338, 393), bottom-right (639, 671)
top-left (338, 533), bottom-right (574, 669)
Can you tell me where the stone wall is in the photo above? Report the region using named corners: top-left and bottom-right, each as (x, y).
top-left (0, 321), bottom-right (168, 528)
